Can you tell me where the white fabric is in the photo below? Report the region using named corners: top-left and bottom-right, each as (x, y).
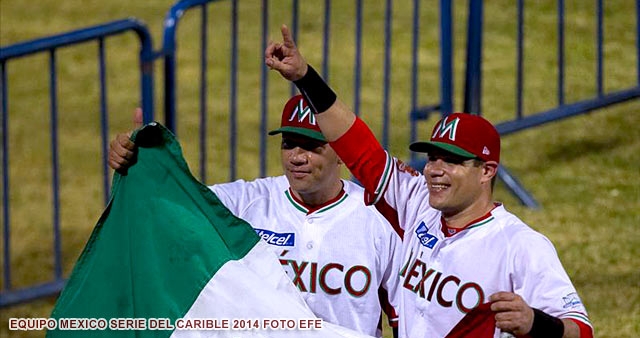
top-left (210, 176), bottom-right (402, 337)
top-left (173, 240), bottom-right (373, 338)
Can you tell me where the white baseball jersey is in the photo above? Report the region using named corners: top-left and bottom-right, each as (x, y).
top-left (330, 118), bottom-right (592, 338)
top-left (210, 176), bottom-right (402, 337)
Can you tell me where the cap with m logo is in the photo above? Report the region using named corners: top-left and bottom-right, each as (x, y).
top-left (268, 95), bottom-right (326, 142)
top-left (409, 112), bottom-right (500, 163)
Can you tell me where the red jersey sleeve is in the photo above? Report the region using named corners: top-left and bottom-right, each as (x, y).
top-left (330, 117), bottom-right (392, 205)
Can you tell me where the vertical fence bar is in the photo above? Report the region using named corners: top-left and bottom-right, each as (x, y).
top-left (322, 0), bottom-right (331, 81)
top-left (200, 4), bottom-right (209, 182)
top-left (410, 0), bottom-right (420, 161)
top-left (516, 0), bottom-right (524, 118)
top-left (49, 50), bottom-right (62, 280)
top-left (260, 0), bottom-right (269, 178)
top-left (464, 0), bottom-right (482, 114)
top-left (557, 0), bottom-right (565, 105)
top-left (1, 61), bottom-right (10, 290)
top-left (440, 0), bottom-right (453, 116)
top-left (98, 39), bottom-right (110, 203)
top-left (164, 14), bottom-right (178, 133)
top-left (382, 0), bottom-right (392, 148)
top-left (596, 0), bottom-right (604, 97)
top-left (229, 0), bottom-right (238, 181)
top-left (290, 0), bottom-right (299, 97)
top-left (636, 0), bottom-right (639, 85)
top-left (353, 0), bottom-right (363, 117)
top-left (138, 26), bottom-right (154, 125)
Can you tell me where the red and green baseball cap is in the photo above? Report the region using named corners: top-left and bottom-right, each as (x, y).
top-left (409, 112), bottom-right (500, 163)
top-left (268, 95), bottom-right (326, 142)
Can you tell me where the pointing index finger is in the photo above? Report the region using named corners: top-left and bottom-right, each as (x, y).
top-left (280, 24), bottom-right (295, 49)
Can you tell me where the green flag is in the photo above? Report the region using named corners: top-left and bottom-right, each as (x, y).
top-left (48, 123), bottom-right (370, 338)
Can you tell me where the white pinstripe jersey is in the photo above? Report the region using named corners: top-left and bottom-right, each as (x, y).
top-left (210, 176), bottom-right (402, 337)
top-left (363, 153), bottom-right (592, 338)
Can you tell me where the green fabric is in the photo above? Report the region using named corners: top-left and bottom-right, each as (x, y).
top-left (268, 126), bottom-right (327, 142)
top-left (409, 141), bottom-right (477, 158)
top-left (48, 122), bottom-right (260, 337)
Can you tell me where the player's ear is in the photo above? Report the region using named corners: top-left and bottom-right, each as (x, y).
top-left (482, 161), bottom-right (498, 183)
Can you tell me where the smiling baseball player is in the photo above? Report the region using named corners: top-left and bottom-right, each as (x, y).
top-left (265, 25), bottom-right (593, 338)
top-left (109, 95), bottom-right (402, 337)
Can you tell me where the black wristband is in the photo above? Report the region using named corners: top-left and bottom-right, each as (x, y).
top-left (528, 308), bottom-right (564, 338)
top-left (293, 65), bottom-right (337, 114)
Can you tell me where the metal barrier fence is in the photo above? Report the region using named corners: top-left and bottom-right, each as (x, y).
top-left (163, 0), bottom-right (640, 209)
top-left (0, 18), bottom-right (155, 307)
top-left (458, 0), bottom-right (640, 207)
top-left (161, 0), bottom-right (452, 184)
top-left (1, 0), bottom-right (638, 307)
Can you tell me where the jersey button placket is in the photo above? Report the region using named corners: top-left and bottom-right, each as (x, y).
top-left (304, 216), bottom-right (315, 250)
top-left (303, 215), bottom-right (322, 257)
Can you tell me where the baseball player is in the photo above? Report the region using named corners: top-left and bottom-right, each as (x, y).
top-left (265, 25), bottom-right (593, 338)
top-left (108, 95), bottom-right (402, 338)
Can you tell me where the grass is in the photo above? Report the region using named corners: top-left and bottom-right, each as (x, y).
top-left (1, 0), bottom-right (639, 337)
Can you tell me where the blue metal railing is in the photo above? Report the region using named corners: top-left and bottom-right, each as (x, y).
top-left (0, 18), bottom-right (154, 307)
top-left (161, 0), bottom-right (448, 182)
top-left (459, 0), bottom-right (640, 207)
top-left (2, 0), bottom-right (639, 307)
top-left (405, 0), bottom-right (640, 208)
top-left (492, 0), bottom-right (640, 135)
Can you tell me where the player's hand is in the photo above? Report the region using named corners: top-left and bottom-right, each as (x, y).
top-left (265, 24), bottom-right (308, 81)
top-left (108, 108), bottom-right (143, 172)
top-left (489, 292), bottom-right (535, 335)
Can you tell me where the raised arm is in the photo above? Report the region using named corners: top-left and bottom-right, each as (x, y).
top-left (265, 24), bottom-right (355, 142)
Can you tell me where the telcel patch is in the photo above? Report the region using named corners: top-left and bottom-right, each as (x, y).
top-left (255, 228), bottom-right (295, 246)
top-left (415, 222), bottom-right (438, 248)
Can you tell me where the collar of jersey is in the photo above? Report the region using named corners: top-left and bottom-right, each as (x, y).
top-left (440, 203), bottom-right (499, 237)
top-left (285, 188), bottom-right (348, 215)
